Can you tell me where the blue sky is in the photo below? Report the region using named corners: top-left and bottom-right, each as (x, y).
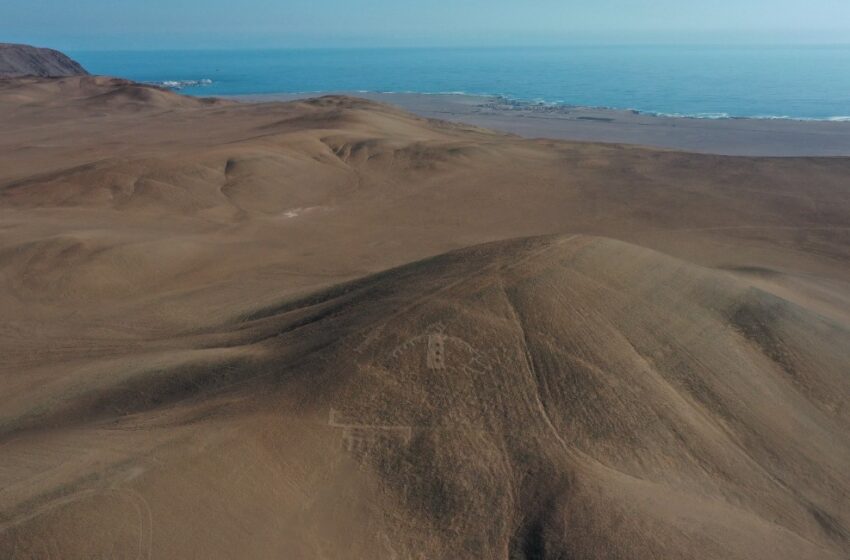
top-left (3, 0), bottom-right (850, 50)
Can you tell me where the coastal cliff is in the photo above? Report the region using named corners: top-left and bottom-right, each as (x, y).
top-left (0, 43), bottom-right (88, 77)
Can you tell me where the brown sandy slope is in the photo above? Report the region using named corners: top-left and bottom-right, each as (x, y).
top-left (0, 77), bottom-right (848, 559)
top-left (239, 92), bottom-right (850, 157)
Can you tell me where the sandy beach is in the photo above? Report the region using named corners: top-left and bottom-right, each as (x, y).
top-left (233, 92), bottom-right (850, 156)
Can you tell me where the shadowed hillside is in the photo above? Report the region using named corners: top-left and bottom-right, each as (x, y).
top-left (0, 77), bottom-right (848, 559)
top-left (0, 44), bottom-right (88, 78)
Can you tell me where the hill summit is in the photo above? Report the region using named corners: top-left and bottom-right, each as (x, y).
top-left (0, 43), bottom-right (88, 78)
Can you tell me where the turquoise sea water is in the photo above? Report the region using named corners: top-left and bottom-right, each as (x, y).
top-left (71, 46), bottom-right (850, 120)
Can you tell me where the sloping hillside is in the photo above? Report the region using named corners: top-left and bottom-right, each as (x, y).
top-left (0, 44), bottom-right (88, 78)
top-left (0, 77), bottom-right (848, 559)
top-left (1, 235), bottom-right (848, 559)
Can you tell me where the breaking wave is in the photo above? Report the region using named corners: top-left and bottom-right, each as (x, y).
top-left (151, 79), bottom-right (213, 90)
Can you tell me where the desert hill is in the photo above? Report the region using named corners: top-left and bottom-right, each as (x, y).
top-left (1, 235), bottom-right (848, 559)
top-left (0, 77), bottom-right (848, 559)
top-left (0, 44), bottom-right (88, 78)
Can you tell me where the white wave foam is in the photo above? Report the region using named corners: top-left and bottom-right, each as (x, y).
top-left (152, 79), bottom-right (213, 90)
top-left (211, 87), bottom-right (850, 122)
top-left (649, 111), bottom-right (732, 120)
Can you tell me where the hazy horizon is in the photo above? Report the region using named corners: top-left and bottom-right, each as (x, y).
top-left (3, 0), bottom-right (850, 50)
top-left (53, 41), bottom-right (850, 53)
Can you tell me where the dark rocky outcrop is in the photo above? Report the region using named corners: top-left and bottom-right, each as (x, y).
top-left (0, 43), bottom-right (89, 77)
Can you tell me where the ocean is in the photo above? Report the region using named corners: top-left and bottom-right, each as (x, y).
top-left (70, 46), bottom-right (850, 120)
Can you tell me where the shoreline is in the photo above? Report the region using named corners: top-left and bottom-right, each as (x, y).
top-left (222, 91), bottom-right (850, 157)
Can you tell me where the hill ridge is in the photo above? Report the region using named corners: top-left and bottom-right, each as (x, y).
top-left (0, 43), bottom-right (88, 78)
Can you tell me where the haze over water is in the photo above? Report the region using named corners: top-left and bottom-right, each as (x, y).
top-left (73, 45), bottom-right (850, 120)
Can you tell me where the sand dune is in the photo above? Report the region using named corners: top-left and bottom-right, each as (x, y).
top-left (0, 77), bottom-right (848, 559)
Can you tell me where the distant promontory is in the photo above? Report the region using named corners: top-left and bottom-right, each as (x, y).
top-left (0, 43), bottom-right (89, 78)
